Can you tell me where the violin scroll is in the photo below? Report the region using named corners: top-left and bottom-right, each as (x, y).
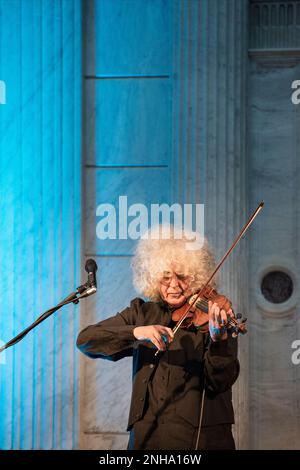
top-left (226, 312), bottom-right (247, 337)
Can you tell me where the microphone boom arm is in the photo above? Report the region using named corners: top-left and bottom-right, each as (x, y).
top-left (0, 279), bottom-right (96, 355)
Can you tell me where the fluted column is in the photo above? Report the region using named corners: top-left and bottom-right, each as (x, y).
top-left (171, 0), bottom-right (249, 448)
top-left (0, 0), bottom-right (81, 449)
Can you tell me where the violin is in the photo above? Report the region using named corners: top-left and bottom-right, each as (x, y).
top-left (171, 285), bottom-right (247, 337)
top-left (154, 201), bottom-right (264, 357)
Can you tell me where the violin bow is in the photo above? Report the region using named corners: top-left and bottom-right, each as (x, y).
top-left (155, 201), bottom-right (264, 355)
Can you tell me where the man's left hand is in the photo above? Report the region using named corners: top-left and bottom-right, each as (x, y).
top-left (208, 301), bottom-right (234, 342)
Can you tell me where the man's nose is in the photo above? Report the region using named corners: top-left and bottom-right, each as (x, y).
top-left (169, 275), bottom-right (179, 287)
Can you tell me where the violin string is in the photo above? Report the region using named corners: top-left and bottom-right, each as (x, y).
top-left (195, 300), bottom-right (208, 311)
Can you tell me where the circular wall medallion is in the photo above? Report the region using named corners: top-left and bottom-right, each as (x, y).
top-left (255, 262), bottom-right (298, 317)
top-left (261, 270), bottom-right (293, 304)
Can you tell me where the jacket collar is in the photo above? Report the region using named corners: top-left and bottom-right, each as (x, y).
top-left (157, 297), bottom-right (178, 314)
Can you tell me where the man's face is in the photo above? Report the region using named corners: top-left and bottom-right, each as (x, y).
top-left (159, 269), bottom-right (191, 308)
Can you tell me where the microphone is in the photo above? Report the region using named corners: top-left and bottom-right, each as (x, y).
top-left (85, 258), bottom-right (98, 294)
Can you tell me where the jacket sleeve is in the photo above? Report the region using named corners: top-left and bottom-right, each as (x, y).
top-left (76, 297), bottom-right (144, 361)
top-left (204, 334), bottom-right (240, 393)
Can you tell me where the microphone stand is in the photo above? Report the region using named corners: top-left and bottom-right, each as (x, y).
top-left (0, 282), bottom-right (96, 354)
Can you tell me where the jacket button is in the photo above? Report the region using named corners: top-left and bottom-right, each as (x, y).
top-left (149, 364), bottom-right (154, 369)
top-left (140, 397), bottom-right (144, 401)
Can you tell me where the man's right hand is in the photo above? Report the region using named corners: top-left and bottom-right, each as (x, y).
top-left (133, 325), bottom-right (174, 351)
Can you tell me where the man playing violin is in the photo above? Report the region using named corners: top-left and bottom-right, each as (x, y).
top-left (77, 226), bottom-right (240, 450)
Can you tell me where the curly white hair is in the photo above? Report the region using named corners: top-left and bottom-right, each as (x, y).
top-left (131, 225), bottom-right (217, 301)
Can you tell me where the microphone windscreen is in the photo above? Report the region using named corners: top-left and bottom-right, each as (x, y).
top-left (85, 258), bottom-right (98, 273)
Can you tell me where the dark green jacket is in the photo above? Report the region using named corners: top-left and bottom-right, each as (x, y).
top-left (76, 297), bottom-right (239, 430)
